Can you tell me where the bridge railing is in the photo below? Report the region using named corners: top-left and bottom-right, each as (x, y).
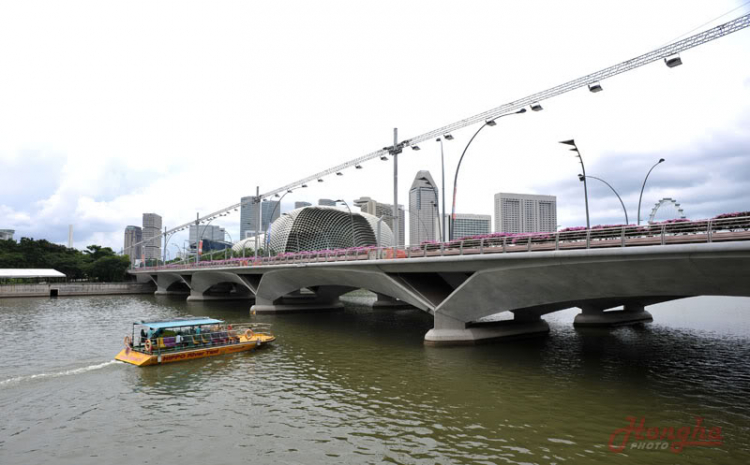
top-left (134, 215), bottom-right (750, 271)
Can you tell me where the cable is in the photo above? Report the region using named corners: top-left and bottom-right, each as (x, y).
top-left (659, 1), bottom-right (750, 47)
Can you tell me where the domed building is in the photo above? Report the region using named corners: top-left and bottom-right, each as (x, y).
top-left (266, 206), bottom-right (393, 253)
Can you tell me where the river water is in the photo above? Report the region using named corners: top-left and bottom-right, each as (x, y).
top-left (0, 294), bottom-right (749, 465)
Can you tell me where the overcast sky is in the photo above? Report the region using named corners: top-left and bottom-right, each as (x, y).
top-left (1, 0), bottom-right (749, 253)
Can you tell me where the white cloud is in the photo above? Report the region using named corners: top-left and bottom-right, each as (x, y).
top-left (1, 0), bottom-right (749, 247)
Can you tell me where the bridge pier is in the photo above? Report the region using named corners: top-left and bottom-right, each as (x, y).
top-left (573, 303), bottom-right (653, 327)
top-left (424, 313), bottom-right (550, 346)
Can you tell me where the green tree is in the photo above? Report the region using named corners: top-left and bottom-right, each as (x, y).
top-left (88, 255), bottom-right (131, 282)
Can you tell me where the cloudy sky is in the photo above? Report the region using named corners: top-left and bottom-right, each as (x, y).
top-left (1, 0), bottom-right (749, 253)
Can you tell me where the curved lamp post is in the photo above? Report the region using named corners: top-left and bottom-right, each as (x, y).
top-left (637, 158), bottom-right (665, 225)
top-left (196, 216), bottom-right (219, 263)
top-left (265, 190), bottom-right (295, 257)
top-left (560, 139), bottom-right (590, 230)
top-left (436, 138), bottom-right (447, 242)
top-left (451, 108), bottom-right (527, 240)
top-left (579, 174), bottom-right (629, 225)
top-left (335, 199), bottom-right (356, 247)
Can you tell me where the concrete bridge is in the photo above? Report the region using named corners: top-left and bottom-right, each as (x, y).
top-left (131, 219), bottom-right (750, 345)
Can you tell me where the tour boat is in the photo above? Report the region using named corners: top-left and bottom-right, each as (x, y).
top-left (115, 317), bottom-right (275, 367)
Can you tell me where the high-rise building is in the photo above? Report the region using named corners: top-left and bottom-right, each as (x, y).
top-left (318, 199), bottom-right (337, 207)
top-left (452, 214), bottom-right (492, 239)
top-left (409, 171), bottom-right (439, 245)
top-left (294, 201), bottom-right (312, 209)
top-left (0, 229), bottom-right (15, 241)
top-left (494, 193), bottom-right (557, 233)
top-left (142, 213), bottom-right (162, 260)
top-left (240, 197), bottom-right (280, 239)
top-left (353, 196), bottom-right (405, 246)
top-left (123, 225), bottom-right (142, 262)
top-left (189, 224), bottom-right (226, 247)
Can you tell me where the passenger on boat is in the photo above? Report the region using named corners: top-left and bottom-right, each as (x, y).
top-left (140, 329), bottom-right (148, 344)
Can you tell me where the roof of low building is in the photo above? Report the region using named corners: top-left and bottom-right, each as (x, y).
top-left (0, 269), bottom-right (66, 279)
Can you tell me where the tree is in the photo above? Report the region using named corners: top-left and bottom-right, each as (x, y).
top-left (88, 255), bottom-right (131, 282)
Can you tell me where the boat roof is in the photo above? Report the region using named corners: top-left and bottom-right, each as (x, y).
top-left (136, 317), bottom-right (224, 329)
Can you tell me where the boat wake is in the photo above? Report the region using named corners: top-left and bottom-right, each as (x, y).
top-left (0, 360), bottom-right (118, 387)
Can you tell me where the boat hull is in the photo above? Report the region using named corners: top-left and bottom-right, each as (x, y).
top-left (115, 340), bottom-right (258, 367)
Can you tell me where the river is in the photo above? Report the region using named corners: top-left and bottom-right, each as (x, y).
top-left (1, 294), bottom-right (748, 464)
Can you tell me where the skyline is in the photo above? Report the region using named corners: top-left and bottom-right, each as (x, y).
top-left (2, 1), bottom-right (749, 251)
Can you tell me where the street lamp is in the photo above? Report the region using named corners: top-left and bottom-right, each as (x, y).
top-left (450, 108), bottom-right (527, 240)
top-left (436, 137), bottom-right (448, 242)
top-left (578, 174), bottom-right (629, 225)
top-left (560, 139), bottom-right (590, 230)
top-left (637, 158), bottom-right (666, 225)
top-left (335, 199), bottom-right (356, 247)
top-left (265, 189), bottom-right (294, 256)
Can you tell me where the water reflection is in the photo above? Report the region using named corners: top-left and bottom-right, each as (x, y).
top-left (0, 294), bottom-right (749, 464)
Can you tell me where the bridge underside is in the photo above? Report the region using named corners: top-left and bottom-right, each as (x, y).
top-left (137, 243), bottom-right (750, 346)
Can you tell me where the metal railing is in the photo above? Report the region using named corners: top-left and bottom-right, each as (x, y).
top-left (133, 216), bottom-right (750, 272)
top-left (130, 323), bottom-right (272, 354)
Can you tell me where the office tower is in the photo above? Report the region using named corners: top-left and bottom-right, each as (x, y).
top-left (0, 229), bottom-right (15, 241)
top-left (240, 196), bottom-right (280, 239)
top-left (294, 201), bottom-right (312, 209)
top-left (189, 224), bottom-right (226, 247)
top-left (353, 196), bottom-right (405, 246)
top-left (494, 193), bottom-right (557, 233)
top-left (452, 214), bottom-right (492, 239)
top-left (142, 213), bottom-right (162, 259)
top-left (318, 199), bottom-right (337, 207)
top-left (123, 226), bottom-right (142, 262)
top-left (409, 171), bottom-right (439, 245)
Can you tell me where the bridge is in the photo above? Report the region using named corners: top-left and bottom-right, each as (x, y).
top-left (130, 216), bottom-right (750, 345)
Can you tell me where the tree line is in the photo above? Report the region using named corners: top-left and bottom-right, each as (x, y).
top-left (0, 238), bottom-right (132, 282)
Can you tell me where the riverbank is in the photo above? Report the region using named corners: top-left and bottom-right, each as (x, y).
top-left (0, 282), bottom-right (156, 298)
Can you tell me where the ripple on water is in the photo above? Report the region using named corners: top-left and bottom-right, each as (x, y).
top-left (0, 295), bottom-right (749, 464)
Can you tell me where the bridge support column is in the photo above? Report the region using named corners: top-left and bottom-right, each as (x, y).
top-left (424, 313), bottom-right (550, 346)
top-left (573, 303), bottom-right (653, 327)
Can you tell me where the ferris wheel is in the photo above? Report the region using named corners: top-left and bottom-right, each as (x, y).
top-left (648, 198), bottom-right (687, 224)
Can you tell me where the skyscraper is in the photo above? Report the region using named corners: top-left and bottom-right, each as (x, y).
top-left (189, 224), bottom-right (226, 247)
top-left (494, 193), bottom-right (557, 233)
top-left (142, 213), bottom-right (162, 260)
top-left (318, 199), bottom-right (337, 207)
top-left (452, 214), bottom-right (492, 239)
top-left (353, 196), bottom-right (405, 246)
top-left (123, 225), bottom-right (142, 262)
top-left (240, 196), bottom-right (280, 239)
top-left (409, 171), bottom-right (439, 245)
top-left (294, 201), bottom-right (312, 209)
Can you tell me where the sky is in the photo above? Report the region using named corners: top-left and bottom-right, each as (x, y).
top-left (1, 0), bottom-right (749, 254)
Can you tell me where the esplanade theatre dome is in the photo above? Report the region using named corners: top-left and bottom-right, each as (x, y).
top-left (267, 206), bottom-right (393, 253)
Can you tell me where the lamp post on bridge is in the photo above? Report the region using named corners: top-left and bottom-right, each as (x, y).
top-left (637, 159), bottom-right (666, 225)
top-left (335, 199), bottom-right (356, 248)
top-left (265, 189), bottom-right (295, 257)
top-left (451, 109), bottom-right (527, 240)
top-left (560, 139), bottom-right (590, 230)
top-left (578, 174), bottom-right (629, 225)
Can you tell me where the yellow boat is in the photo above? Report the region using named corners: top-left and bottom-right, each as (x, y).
top-left (115, 317), bottom-right (275, 367)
